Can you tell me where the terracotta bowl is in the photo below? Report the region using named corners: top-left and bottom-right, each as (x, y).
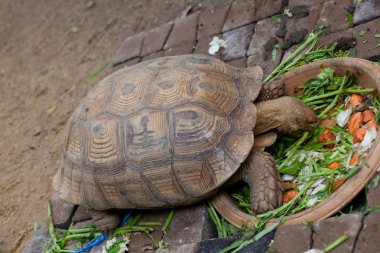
top-left (211, 57), bottom-right (380, 228)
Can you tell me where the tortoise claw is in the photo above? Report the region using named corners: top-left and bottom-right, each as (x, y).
top-left (87, 209), bottom-right (120, 233)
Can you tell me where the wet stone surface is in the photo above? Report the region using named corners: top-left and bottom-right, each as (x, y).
top-left (164, 12), bottom-right (199, 50)
top-left (221, 24), bottom-right (254, 61)
top-left (353, 0), bottom-right (380, 25)
top-left (197, 5), bottom-right (230, 40)
top-left (268, 224), bottom-right (312, 253)
top-left (312, 213), bottom-right (363, 253)
top-left (112, 32), bottom-right (144, 66)
top-left (23, 227), bottom-right (49, 253)
top-left (318, 0), bottom-right (353, 33)
top-left (355, 212), bottom-right (380, 253)
top-left (50, 191), bottom-right (76, 229)
top-left (222, 0), bottom-right (256, 32)
top-left (141, 22), bottom-right (173, 56)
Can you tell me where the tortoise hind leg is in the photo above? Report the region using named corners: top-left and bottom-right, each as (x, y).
top-left (242, 150), bottom-right (283, 214)
top-left (87, 209), bottom-right (120, 233)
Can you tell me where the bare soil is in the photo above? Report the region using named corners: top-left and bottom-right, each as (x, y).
top-left (0, 1), bottom-right (232, 252)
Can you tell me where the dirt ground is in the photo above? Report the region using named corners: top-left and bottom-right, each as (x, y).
top-left (0, 1), bottom-right (233, 252)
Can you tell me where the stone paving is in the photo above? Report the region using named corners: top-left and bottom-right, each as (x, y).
top-left (24, 0), bottom-right (380, 252)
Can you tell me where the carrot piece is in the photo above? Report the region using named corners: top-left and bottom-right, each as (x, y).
top-left (348, 112), bottom-right (363, 135)
top-left (282, 189), bottom-right (299, 204)
top-left (348, 94), bottom-right (363, 108)
top-left (282, 182), bottom-right (297, 190)
top-left (349, 153), bottom-right (360, 166)
top-left (318, 129), bottom-right (336, 148)
top-left (327, 161), bottom-right (340, 170)
top-left (320, 118), bottom-right (335, 127)
top-left (332, 177), bottom-right (345, 191)
top-left (364, 119), bottom-right (380, 131)
top-left (362, 110), bottom-right (375, 123)
top-left (353, 127), bottom-right (367, 143)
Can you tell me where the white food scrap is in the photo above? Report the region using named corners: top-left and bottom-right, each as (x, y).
top-left (208, 36), bottom-right (227, 55)
top-left (358, 126), bottom-right (378, 154)
top-left (336, 108), bottom-right (353, 127)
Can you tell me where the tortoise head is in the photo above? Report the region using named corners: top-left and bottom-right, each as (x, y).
top-left (276, 97), bottom-right (319, 135)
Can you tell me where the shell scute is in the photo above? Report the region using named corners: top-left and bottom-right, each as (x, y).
top-left (171, 104), bottom-right (230, 156)
top-left (191, 72), bottom-right (241, 115)
top-left (107, 69), bottom-right (152, 116)
top-left (124, 110), bottom-right (171, 164)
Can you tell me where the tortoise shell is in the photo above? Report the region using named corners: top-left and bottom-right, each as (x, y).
top-left (52, 54), bottom-right (263, 210)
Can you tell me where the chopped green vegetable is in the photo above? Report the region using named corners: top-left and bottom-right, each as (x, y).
top-left (271, 15), bottom-right (281, 21)
top-left (372, 175), bottom-right (380, 188)
top-left (358, 31), bottom-right (366, 36)
top-left (272, 43), bottom-right (282, 62)
top-left (324, 234), bottom-right (349, 252)
top-left (46, 105), bottom-right (56, 116)
top-left (88, 63), bottom-right (108, 79)
top-left (161, 209), bottom-right (175, 234)
top-left (345, 12), bottom-right (353, 28)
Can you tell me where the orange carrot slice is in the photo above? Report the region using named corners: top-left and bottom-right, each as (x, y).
top-left (363, 110), bottom-right (375, 123)
top-left (332, 177), bottom-right (345, 191)
top-left (327, 161), bottom-right (340, 170)
top-left (348, 94), bottom-right (363, 108)
top-left (348, 112), bottom-right (363, 135)
top-left (318, 129), bottom-right (336, 148)
top-left (364, 119), bottom-right (379, 131)
top-left (353, 127), bottom-right (367, 143)
top-left (282, 189), bottom-right (299, 204)
top-left (320, 118), bottom-right (335, 127)
top-left (349, 153), bottom-right (360, 166)
top-left (282, 182), bottom-right (297, 190)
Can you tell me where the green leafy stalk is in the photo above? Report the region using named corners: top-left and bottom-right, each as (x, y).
top-left (278, 132), bottom-right (310, 172)
top-left (207, 202), bottom-right (228, 238)
top-left (263, 29), bottom-right (323, 83)
top-left (47, 203), bottom-right (61, 250)
top-left (161, 209), bottom-right (175, 234)
top-left (138, 221), bottom-right (162, 226)
top-left (324, 234), bottom-right (349, 252)
top-left (88, 63), bottom-right (108, 79)
top-left (112, 226), bottom-right (153, 236)
top-left (319, 75), bottom-right (347, 117)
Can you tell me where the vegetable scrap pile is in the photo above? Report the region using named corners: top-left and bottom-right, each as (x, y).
top-left (44, 204), bottom-right (174, 253)
top-left (232, 67), bottom-right (379, 218)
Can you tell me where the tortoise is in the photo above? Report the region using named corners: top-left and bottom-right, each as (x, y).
top-left (52, 54), bottom-right (318, 231)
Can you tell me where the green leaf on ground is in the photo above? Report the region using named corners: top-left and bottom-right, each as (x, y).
top-left (271, 15), bottom-right (281, 21)
top-left (47, 105), bottom-right (56, 116)
top-left (345, 12), bottom-right (353, 28)
top-left (272, 43), bottom-right (282, 62)
top-left (374, 34), bottom-right (380, 38)
top-left (358, 31), bottom-right (366, 36)
top-left (88, 63), bottom-right (108, 79)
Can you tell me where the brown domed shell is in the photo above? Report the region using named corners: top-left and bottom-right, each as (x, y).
top-left (52, 54), bottom-right (263, 210)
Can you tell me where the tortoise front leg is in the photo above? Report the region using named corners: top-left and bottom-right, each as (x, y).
top-left (256, 78), bottom-right (285, 102)
top-left (87, 209), bottom-right (120, 233)
top-left (242, 150), bottom-right (283, 214)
